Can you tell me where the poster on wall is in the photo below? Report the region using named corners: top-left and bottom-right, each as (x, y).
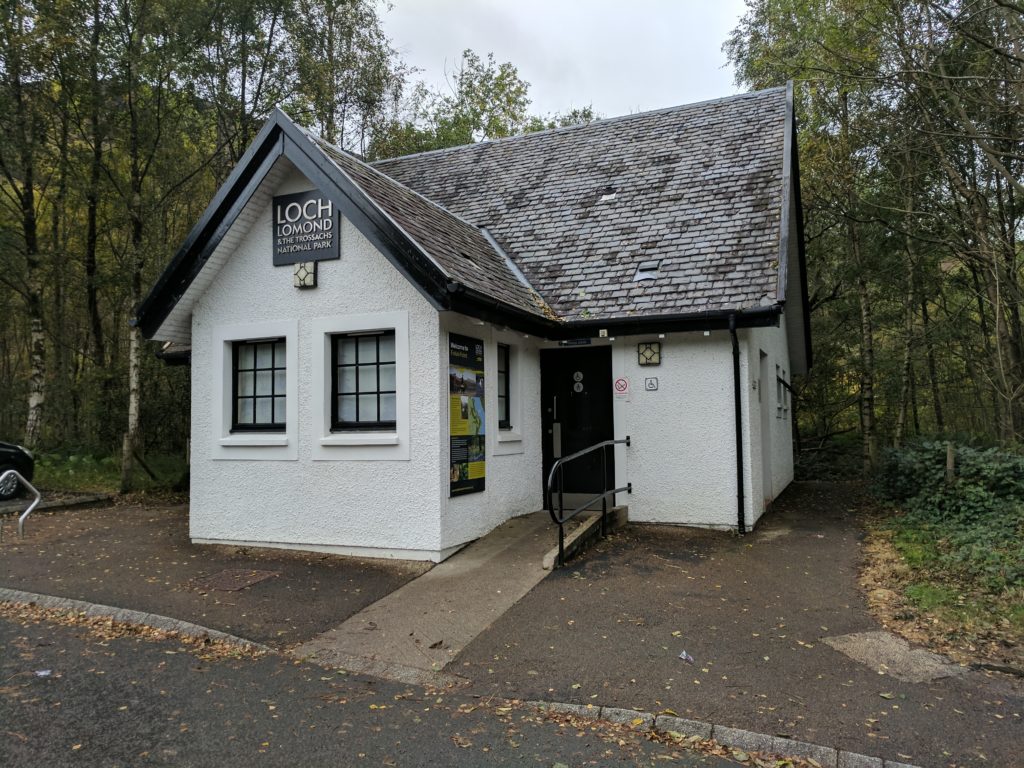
top-left (449, 333), bottom-right (486, 496)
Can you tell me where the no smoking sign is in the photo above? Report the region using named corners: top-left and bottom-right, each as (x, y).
top-left (613, 377), bottom-right (630, 399)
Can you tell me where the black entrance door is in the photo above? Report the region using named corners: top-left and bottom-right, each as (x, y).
top-left (540, 346), bottom-right (614, 502)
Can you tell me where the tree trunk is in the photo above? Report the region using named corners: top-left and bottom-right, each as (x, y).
top-left (10, 26), bottom-right (45, 449)
top-left (894, 257), bottom-right (915, 447)
top-left (919, 295), bottom-right (944, 432)
top-left (85, 0), bottom-right (106, 365)
top-left (857, 275), bottom-right (877, 471)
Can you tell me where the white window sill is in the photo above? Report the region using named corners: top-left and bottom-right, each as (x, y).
top-left (320, 432), bottom-right (400, 447)
top-left (219, 434), bottom-right (289, 447)
top-left (497, 430), bottom-right (522, 443)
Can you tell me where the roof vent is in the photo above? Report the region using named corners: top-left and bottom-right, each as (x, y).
top-left (633, 259), bottom-right (661, 281)
top-left (599, 185), bottom-right (617, 202)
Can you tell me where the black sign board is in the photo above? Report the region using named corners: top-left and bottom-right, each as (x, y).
top-left (272, 189), bottom-right (340, 265)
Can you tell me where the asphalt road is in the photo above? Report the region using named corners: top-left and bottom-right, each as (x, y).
top-left (0, 615), bottom-right (734, 767)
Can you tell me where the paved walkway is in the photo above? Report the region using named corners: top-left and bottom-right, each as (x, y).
top-left (3, 484), bottom-right (1020, 766)
top-left (292, 511), bottom-right (558, 684)
top-left (453, 482), bottom-right (1024, 768)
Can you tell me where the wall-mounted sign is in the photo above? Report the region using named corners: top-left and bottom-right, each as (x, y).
top-left (560, 338), bottom-right (592, 347)
top-left (449, 333), bottom-right (486, 496)
top-left (272, 189), bottom-right (340, 266)
top-left (613, 376), bottom-right (630, 399)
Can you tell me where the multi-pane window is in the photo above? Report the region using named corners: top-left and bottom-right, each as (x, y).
top-left (497, 344), bottom-right (511, 430)
top-left (233, 338), bottom-right (286, 431)
top-left (332, 331), bottom-right (396, 430)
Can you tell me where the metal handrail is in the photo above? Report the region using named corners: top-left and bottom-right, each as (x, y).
top-left (546, 436), bottom-right (631, 567)
top-left (0, 469), bottom-right (42, 541)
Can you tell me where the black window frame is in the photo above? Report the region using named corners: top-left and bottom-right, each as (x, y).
top-left (331, 330), bottom-right (397, 432)
top-left (231, 337), bottom-right (287, 432)
top-left (497, 343), bottom-right (512, 430)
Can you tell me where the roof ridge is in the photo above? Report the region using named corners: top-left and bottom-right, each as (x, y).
top-left (372, 86), bottom-right (786, 165)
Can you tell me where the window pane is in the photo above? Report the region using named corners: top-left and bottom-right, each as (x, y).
top-left (358, 394), bottom-right (378, 422)
top-left (237, 397), bottom-right (253, 424)
top-left (274, 340), bottom-right (286, 367)
top-left (379, 363), bottom-right (396, 391)
top-left (255, 370), bottom-right (272, 396)
top-left (238, 343), bottom-right (254, 370)
top-left (274, 369), bottom-right (286, 396)
top-left (339, 394), bottom-right (357, 422)
top-left (379, 333), bottom-right (395, 363)
top-left (358, 365), bottom-right (377, 392)
top-left (339, 367), bottom-right (357, 393)
top-left (498, 345), bottom-right (508, 372)
top-left (358, 336), bottom-right (377, 363)
top-left (256, 343), bottom-right (273, 368)
top-left (498, 374), bottom-right (507, 397)
top-left (237, 371), bottom-right (254, 397)
top-left (255, 397), bottom-right (272, 423)
top-left (499, 398), bottom-right (508, 423)
top-left (339, 337), bottom-right (357, 364)
top-left (273, 397), bottom-right (286, 424)
top-left (380, 393), bottom-right (396, 422)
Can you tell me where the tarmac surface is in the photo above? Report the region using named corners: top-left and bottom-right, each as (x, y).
top-left (1, 482), bottom-right (1021, 767)
top-left (0, 504), bottom-right (427, 647)
top-left (0, 613), bottom-right (733, 767)
top-left (453, 483), bottom-right (1023, 768)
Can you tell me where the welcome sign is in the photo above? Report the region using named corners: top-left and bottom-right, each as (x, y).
top-left (272, 189), bottom-right (340, 265)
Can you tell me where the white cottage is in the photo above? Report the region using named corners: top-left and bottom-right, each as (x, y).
top-left (137, 84), bottom-right (810, 562)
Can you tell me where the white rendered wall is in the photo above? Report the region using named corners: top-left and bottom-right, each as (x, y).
top-left (746, 320), bottom-right (796, 520)
top-left (606, 332), bottom-right (741, 528)
top-left (189, 164), bottom-right (446, 559)
top-left (437, 314), bottom-right (544, 551)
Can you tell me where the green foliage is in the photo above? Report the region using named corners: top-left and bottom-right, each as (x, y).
top-left (34, 451), bottom-right (187, 493)
top-left (367, 50), bottom-right (600, 160)
top-left (727, 1), bottom-right (1024, 455)
top-left (877, 441), bottom-right (1024, 593)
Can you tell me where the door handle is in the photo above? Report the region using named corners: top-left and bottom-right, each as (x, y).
top-left (552, 395), bottom-right (557, 421)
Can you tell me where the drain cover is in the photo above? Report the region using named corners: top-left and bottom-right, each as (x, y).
top-left (193, 568), bottom-right (279, 592)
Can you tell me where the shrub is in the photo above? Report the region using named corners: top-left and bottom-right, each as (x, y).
top-left (876, 440), bottom-right (1024, 594)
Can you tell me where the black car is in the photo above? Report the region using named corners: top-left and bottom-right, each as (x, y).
top-left (0, 441), bottom-right (34, 500)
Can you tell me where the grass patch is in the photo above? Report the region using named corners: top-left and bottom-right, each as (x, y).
top-left (904, 582), bottom-right (959, 612)
top-left (34, 452), bottom-right (187, 494)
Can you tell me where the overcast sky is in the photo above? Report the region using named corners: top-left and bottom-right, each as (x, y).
top-left (380, 0), bottom-right (750, 121)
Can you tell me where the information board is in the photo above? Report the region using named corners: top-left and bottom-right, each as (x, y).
top-left (449, 333), bottom-right (486, 496)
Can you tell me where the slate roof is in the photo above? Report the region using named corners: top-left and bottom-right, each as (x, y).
top-left (310, 135), bottom-right (553, 319)
top-left (374, 87), bottom-right (789, 321)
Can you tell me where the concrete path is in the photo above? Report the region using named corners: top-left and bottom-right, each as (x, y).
top-left (292, 511), bottom-right (558, 684)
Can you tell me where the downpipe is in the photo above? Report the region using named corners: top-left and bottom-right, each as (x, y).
top-left (729, 314), bottom-right (746, 535)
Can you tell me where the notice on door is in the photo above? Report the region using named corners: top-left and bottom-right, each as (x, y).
top-left (449, 333), bottom-right (486, 496)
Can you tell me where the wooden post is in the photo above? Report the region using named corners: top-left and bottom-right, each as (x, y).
top-left (945, 441), bottom-right (955, 484)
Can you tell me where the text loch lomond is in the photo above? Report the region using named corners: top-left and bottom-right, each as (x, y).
top-left (272, 189), bottom-right (340, 265)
